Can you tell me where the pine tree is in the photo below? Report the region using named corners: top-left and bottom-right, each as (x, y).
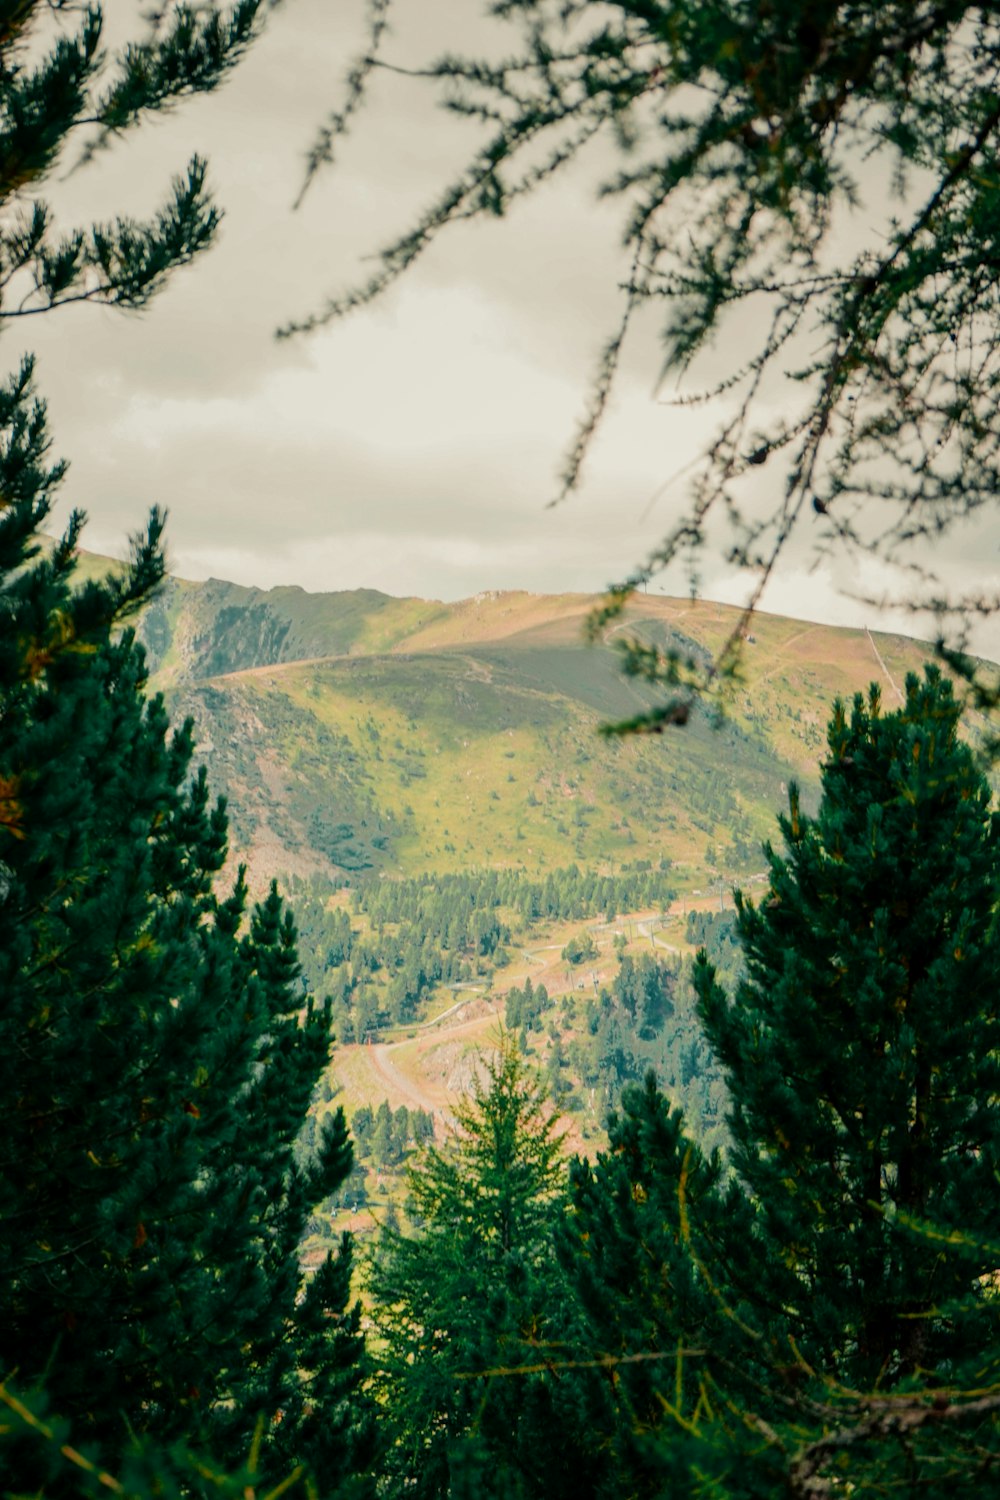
top-left (560, 673), bottom-right (1000, 1496)
top-left (560, 1076), bottom-right (768, 1500)
top-left (0, 384), bottom-right (371, 1492)
top-left (695, 669), bottom-right (1000, 1388)
top-left (369, 1035), bottom-right (596, 1500)
top-left (0, 6), bottom-right (377, 1493)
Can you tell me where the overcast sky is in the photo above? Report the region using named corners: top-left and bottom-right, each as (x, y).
top-left (12, 0), bottom-right (999, 657)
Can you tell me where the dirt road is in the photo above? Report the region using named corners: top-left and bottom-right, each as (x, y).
top-left (368, 1043), bottom-right (443, 1117)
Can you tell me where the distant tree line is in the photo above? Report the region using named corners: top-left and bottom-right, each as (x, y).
top-left (285, 860), bottom-right (675, 1040)
top-left (353, 861), bottom-right (674, 928)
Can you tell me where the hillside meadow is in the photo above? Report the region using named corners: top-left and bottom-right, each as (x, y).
top-left (131, 569), bottom-right (961, 889)
top-left (108, 560), bottom-right (998, 1255)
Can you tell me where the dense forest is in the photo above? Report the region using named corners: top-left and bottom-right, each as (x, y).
top-left (285, 862), bottom-right (675, 1037)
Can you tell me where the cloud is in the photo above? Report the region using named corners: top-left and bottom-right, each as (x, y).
top-left (9, 0), bottom-right (993, 667)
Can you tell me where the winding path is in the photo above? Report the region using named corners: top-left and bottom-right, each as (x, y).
top-left (368, 1044), bottom-right (443, 1117)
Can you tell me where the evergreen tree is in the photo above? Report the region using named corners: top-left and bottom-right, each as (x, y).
top-left (696, 669), bottom-right (1000, 1388)
top-left (0, 1), bottom-right (268, 324)
top-left (370, 1100), bottom-right (399, 1168)
top-left (369, 1035), bottom-right (597, 1500)
top-left (0, 6), bottom-right (377, 1492)
top-left (0, 381), bottom-right (371, 1489)
top-left (561, 672), bottom-right (1000, 1496)
top-left (560, 1077), bottom-right (768, 1500)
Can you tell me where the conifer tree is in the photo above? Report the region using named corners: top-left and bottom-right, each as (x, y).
top-left (695, 669), bottom-right (1000, 1388)
top-left (0, 5), bottom-right (377, 1492)
top-left (560, 1077), bottom-right (766, 1500)
top-left (0, 1), bottom-right (267, 324)
top-left (369, 1035), bottom-right (598, 1500)
top-left (0, 367), bottom-right (372, 1493)
top-left (561, 672), bottom-right (1000, 1496)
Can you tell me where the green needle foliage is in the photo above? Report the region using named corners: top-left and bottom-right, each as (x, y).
top-left (0, 0), bottom-right (266, 320)
top-left (368, 1035), bottom-right (599, 1500)
top-left (0, 366), bottom-right (372, 1494)
top-left (0, 4), bottom-right (376, 1493)
top-left (561, 1077), bottom-right (771, 1499)
top-left (560, 670), bottom-right (1000, 1497)
top-left (298, 1), bottom-right (1000, 716)
top-left (696, 668), bottom-right (1000, 1390)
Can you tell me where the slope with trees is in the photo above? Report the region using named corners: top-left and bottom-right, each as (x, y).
top-left (136, 565), bottom-right (968, 887)
top-left (287, 862), bottom-right (678, 1040)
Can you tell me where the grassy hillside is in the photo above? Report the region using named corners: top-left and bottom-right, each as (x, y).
top-left (170, 647), bottom-right (782, 886)
top-left (135, 575), bottom-right (952, 890)
top-left (55, 547), bottom-right (992, 1253)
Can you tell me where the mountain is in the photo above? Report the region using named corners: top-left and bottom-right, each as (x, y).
top-left (119, 568), bottom-right (963, 891)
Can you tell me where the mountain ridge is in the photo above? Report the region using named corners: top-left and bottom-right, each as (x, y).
top-left (77, 554), bottom-right (965, 894)
top-left (57, 540), bottom-right (984, 891)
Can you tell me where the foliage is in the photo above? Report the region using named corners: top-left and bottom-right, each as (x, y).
top-left (0, 1379), bottom-right (311, 1500)
top-left (367, 1035), bottom-right (596, 1499)
top-left (559, 669), bottom-right (1000, 1496)
top-left (286, 863), bottom-right (676, 1037)
top-left (350, 1102), bottom-right (434, 1172)
top-left (0, 0), bottom-right (267, 322)
top-left (0, 368), bottom-right (373, 1493)
top-left (561, 931), bottom-right (598, 965)
top-left (564, 949), bottom-right (726, 1142)
top-left (696, 667), bottom-right (1000, 1386)
top-left (295, 0), bottom-right (1000, 719)
top-left (352, 862), bottom-right (675, 929)
top-left (504, 976), bottom-right (552, 1033)
top-left (684, 908), bottom-right (741, 986)
top-left (0, 7), bottom-right (377, 1485)
top-left (560, 1077), bottom-right (768, 1499)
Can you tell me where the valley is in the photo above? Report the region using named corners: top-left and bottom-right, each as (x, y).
top-left (140, 573), bottom-right (944, 889)
top-left (126, 564), bottom-right (995, 1256)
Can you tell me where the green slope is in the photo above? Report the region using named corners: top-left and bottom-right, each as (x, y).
top-left (131, 571), bottom-right (966, 890)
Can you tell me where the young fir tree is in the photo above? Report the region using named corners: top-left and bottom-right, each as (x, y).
top-left (369, 1034), bottom-right (599, 1500)
top-left (0, 370), bottom-right (373, 1491)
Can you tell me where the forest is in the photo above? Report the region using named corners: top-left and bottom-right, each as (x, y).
top-left (284, 862), bottom-right (675, 1035)
top-left (6, 450), bottom-right (1000, 1496)
top-left (5, 3), bottom-right (1000, 1499)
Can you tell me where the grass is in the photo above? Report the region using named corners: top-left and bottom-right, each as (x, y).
top-left (147, 575), bottom-right (969, 891)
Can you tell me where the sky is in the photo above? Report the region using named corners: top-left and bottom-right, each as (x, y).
top-left (12, 0), bottom-right (1000, 658)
